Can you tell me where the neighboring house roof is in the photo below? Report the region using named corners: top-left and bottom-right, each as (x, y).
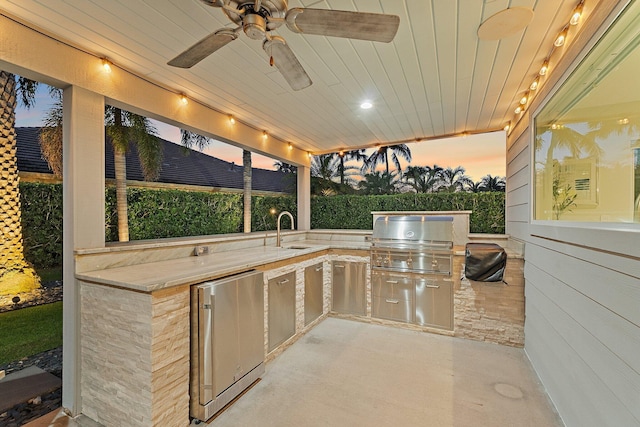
top-left (15, 127), bottom-right (292, 194)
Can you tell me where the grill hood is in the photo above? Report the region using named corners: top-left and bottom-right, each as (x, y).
top-left (372, 215), bottom-right (454, 243)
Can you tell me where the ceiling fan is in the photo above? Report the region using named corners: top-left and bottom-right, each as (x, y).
top-left (168, 0), bottom-right (400, 91)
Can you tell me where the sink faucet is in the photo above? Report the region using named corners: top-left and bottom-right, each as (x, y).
top-left (276, 211), bottom-right (294, 247)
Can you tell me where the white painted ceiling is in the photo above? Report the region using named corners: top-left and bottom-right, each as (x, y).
top-left (2, 0), bottom-right (580, 154)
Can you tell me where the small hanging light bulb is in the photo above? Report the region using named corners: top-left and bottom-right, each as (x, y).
top-left (229, 115), bottom-right (236, 125)
top-left (554, 26), bottom-right (569, 47)
top-left (180, 94), bottom-right (188, 105)
top-left (530, 78), bottom-right (539, 91)
top-left (570, 2), bottom-right (584, 26)
top-left (288, 142), bottom-right (293, 150)
top-left (504, 123), bottom-right (511, 132)
top-left (262, 131), bottom-right (268, 141)
top-left (520, 93), bottom-right (529, 105)
top-left (102, 58), bottom-right (112, 73)
top-left (515, 106), bottom-right (523, 114)
top-left (539, 60), bottom-right (549, 76)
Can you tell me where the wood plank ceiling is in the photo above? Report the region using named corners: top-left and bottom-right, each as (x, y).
top-left (1, 0), bottom-right (581, 154)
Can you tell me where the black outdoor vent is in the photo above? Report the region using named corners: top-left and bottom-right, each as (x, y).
top-left (464, 243), bottom-right (507, 282)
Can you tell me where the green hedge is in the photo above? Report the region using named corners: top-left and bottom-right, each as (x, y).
top-left (311, 193), bottom-right (505, 234)
top-left (19, 182), bottom-right (504, 269)
top-left (21, 182), bottom-right (63, 269)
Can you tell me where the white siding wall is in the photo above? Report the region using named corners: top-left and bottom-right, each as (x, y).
top-left (505, 2), bottom-right (640, 426)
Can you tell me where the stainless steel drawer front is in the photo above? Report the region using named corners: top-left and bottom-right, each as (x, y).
top-left (415, 276), bottom-right (453, 330)
top-left (372, 295), bottom-right (415, 323)
top-left (371, 272), bottom-right (413, 300)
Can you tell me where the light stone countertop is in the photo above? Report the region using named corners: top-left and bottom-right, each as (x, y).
top-left (76, 240), bottom-right (368, 293)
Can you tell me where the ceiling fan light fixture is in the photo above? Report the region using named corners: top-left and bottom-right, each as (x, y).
top-left (360, 101), bottom-right (373, 109)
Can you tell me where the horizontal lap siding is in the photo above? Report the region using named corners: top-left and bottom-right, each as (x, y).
top-left (505, 4), bottom-right (639, 424)
top-left (506, 127), bottom-right (530, 241)
top-left (524, 239), bottom-right (640, 427)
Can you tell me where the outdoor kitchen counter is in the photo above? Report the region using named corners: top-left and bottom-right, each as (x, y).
top-left (76, 239), bottom-right (369, 293)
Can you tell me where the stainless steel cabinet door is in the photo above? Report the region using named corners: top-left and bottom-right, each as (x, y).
top-left (304, 263), bottom-right (323, 326)
top-left (211, 279), bottom-right (239, 398)
top-left (268, 271), bottom-right (296, 352)
top-left (415, 276), bottom-right (452, 330)
top-left (331, 261), bottom-right (366, 315)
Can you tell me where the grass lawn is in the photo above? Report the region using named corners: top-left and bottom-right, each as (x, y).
top-left (0, 301), bottom-right (63, 365)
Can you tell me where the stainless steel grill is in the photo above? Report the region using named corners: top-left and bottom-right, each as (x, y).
top-left (370, 215), bottom-right (454, 275)
top-left (370, 215), bottom-right (454, 329)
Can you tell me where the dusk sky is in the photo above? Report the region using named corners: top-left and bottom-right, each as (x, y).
top-left (16, 85), bottom-right (505, 182)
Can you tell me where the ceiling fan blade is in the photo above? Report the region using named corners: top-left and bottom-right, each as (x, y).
top-left (285, 8), bottom-right (399, 43)
top-left (263, 36), bottom-right (312, 91)
top-left (168, 28), bottom-right (237, 68)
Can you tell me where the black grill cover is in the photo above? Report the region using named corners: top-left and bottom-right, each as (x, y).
top-left (464, 243), bottom-right (507, 282)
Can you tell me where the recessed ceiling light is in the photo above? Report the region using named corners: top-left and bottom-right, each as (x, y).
top-left (360, 101), bottom-right (373, 109)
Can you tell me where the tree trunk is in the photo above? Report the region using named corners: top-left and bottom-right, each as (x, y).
top-left (0, 71), bottom-right (40, 294)
top-left (114, 147), bottom-right (129, 242)
top-left (113, 108), bottom-right (129, 241)
top-left (243, 149), bottom-right (252, 233)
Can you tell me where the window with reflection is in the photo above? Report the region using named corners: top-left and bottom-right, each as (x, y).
top-left (534, 1), bottom-right (640, 223)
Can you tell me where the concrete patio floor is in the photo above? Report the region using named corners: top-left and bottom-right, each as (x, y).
top-left (199, 317), bottom-right (563, 427)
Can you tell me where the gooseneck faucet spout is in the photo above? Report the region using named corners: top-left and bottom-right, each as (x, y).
top-left (276, 211), bottom-right (295, 247)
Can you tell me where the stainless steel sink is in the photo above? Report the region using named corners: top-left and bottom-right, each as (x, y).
top-left (284, 245), bottom-right (311, 250)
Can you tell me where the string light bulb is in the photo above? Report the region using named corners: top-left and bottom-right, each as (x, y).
top-left (180, 94), bottom-right (188, 105)
top-left (539, 60), bottom-right (549, 76)
top-left (102, 58), bottom-right (112, 73)
top-left (308, 152), bottom-right (313, 158)
top-left (339, 150), bottom-right (344, 157)
top-left (530, 78), bottom-right (539, 91)
top-left (504, 123), bottom-right (511, 132)
top-left (515, 106), bottom-right (523, 114)
top-left (520, 93), bottom-right (529, 105)
top-left (228, 115), bottom-right (236, 125)
top-left (554, 26), bottom-right (569, 47)
top-left (570, 2), bottom-right (584, 25)
top-left (262, 131), bottom-right (268, 141)
top-left (288, 142), bottom-right (293, 150)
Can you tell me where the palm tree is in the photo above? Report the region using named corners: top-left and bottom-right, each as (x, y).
top-left (338, 149), bottom-right (367, 184)
top-left (362, 144), bottom-right (412, 176)
top-left (478, 174), bottom-right (506, 192)
top-left (274, 161), bottom-right (297, 174)
top-left (0, 71), bottom-right (41, 294)
top-left (358, 171), bottom-right (400, 195)
top-left (39, 102), bottom-right (164, 242)
top-left (403, 165), bottom-right (443, 193)
top-left (438, 166), bottom-right (473, 193)
top-left (181, 130), bottom-right (254, 232)
top-left (242, 149), bottom-right (251, 233)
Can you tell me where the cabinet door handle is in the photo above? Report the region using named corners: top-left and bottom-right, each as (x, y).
top-left (334, 264), bottom-right (345, 268)
top-left (385, 299), bottom-right (399, 304)
top-left (425, 284), bottom-right (440, 289)
top-left (278, 279), bottom-right (289, 285)
top-left (315, 267), bottom-right (323, 272)
top-left (385, 280), bottom-right (399, 284)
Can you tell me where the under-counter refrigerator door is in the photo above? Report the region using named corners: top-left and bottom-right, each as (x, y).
top-left (236, 272), bottom-right (265, 379)
top-left (197, 285), bottom-right (214, 406)
top-left (212, 281), bottom-right (240, 397)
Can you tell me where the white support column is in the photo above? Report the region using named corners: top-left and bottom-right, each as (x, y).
top-left (62, 86), bottom-right (105, 415)
top-left (297, 165), bottom-right (311, 230)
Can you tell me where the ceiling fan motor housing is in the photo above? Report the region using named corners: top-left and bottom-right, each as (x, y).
top-left (244, 14), bottom-right (267, 39)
